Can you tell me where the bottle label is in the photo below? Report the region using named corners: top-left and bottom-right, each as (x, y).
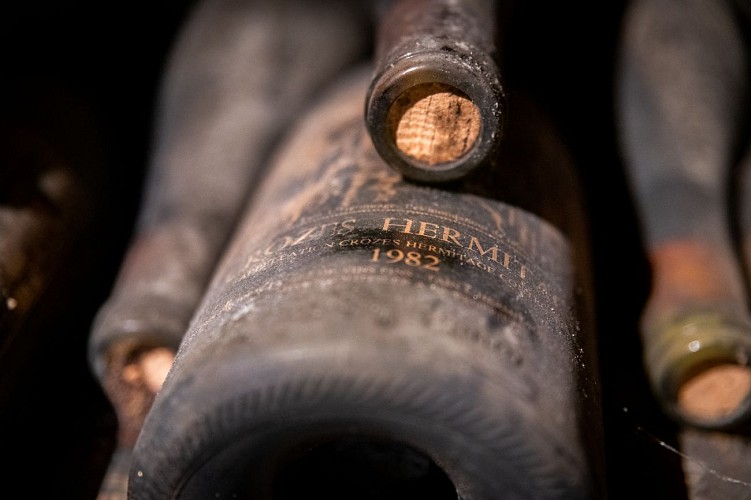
top-left (200, 113), bottom-right (573, 343)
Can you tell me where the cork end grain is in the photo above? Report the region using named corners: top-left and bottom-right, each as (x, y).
top-left (678, 364), bottom-right (751, 422)
top-left (388, 83), bottom-right (481, 167)
top-left (104, 345), bottom-right (175, 447)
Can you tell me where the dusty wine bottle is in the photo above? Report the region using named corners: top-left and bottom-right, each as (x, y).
top-left (364, 0), bottom-right (505, 183)
top-left (616, 0), bottom-right (751, 430)
top-left (87, 0), bottom-right (371, 497)
top-left (127, 63), bottom-right (605, 499)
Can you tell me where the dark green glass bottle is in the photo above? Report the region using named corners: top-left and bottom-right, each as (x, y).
top-left (127, 62), bottom-right (605, 499)
top-left (88, 0), bottom-right (372, 497)
top-left (616, 0), bottom-right (751, 430)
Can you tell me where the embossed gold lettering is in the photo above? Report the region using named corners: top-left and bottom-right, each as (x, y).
top-left (382, 218), bottom-right (414, 233)
top-left (377, 217), bottom-right (524, 278)
top-left (263, 220), bottom-right (358, 255)
top-left (291, 226), bottom-right (322, 246)
top-left (264, 236), bottom-right (294, 255)
top-left (338, 219), bottom-right (356, 234)
top-left (468, 236), bottom-right (500, 263)
top-left (417, 221), bottom-right (440, 238)
top-left (441, 226), bottom-right (462, 246)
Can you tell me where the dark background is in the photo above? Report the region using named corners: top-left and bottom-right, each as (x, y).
top-left (0, 1), bottom-right (708, 498)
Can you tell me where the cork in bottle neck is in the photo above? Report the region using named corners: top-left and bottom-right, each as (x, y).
top-left (387, 83), bottom-right (481, 167)
top-left (677, 363), bottom-right (751, 423)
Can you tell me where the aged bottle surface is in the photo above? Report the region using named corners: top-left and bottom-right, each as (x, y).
top-left (616, 0), bottom-right (751, 431)
top-left (127, 62), bottom-right (604, 499)
top-left (88, 0), bottom-right (371, 497)
top-left (364, 0), bottom-right (505, 183)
